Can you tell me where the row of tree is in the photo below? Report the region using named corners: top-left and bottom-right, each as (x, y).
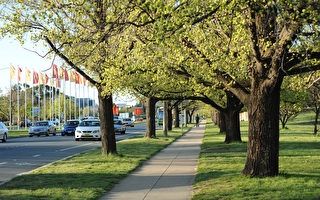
top-left (1, 1), bottom-right (319, 178)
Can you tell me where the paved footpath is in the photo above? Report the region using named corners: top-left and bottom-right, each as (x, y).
top-left (100, 120), bottom-right (206, 200)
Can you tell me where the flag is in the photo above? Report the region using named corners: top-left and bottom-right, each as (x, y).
top-left (33, 72), bottom-right (39, 84)
top-left (83, 76), bottom-right (86, 86)
top-left (52, 64), bottom-right (58, 78)
top-left (50, 77), bottom-right (54, 86)
top-left (56, 77), bottom-right (60, 88)
top-left (26, 69), bottom-right (31, 82)
top-left (45, 74), bottom-right (49, 85)
top-left (10, 66), bottom-right (15, 80)
top-left (70, 71), bottom-right (75, 82)
top-left (59, 67), bottom-right (65, 79)
top-left (75, 72), bottom-right (79, 84)
top-left (65, 70), bottom-right (69, 81)
top-left (40, 72), bottom-right (44, 85)
top-left (79, 74), bottom-right (82, 85)
top-left (18, 67), bottom-right (22, 82)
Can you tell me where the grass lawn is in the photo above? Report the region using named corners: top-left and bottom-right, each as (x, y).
top-left (0, 124), bottom-right (194, 200)
top-left (8, 129), bottom-right (29, 137)
top-left (193, 112), bottom-right (320, 200)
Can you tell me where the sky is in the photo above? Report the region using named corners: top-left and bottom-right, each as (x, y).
top-left (0, 37), bottom-right (137, 106)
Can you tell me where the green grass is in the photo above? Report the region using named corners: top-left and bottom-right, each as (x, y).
top-left (8, 129), bottom-right (29, 137)
top-left (0, 124), bottom-right (194, 200)
top-left (193, 112), bottom-right (320, 200)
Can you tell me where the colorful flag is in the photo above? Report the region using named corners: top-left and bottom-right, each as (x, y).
top-left (75, 72), bottom-right (79, 84)
top-left (83, 76), bottom-right (86, 86)
top-left (45, 74), bottom-right (49, 85)
top-left (59, 67), bottom-right (65, 79)
top-left (79, 74), bottom-right (82, 85)
top-left (40, 72), bottom-right (44, 85)
top-left (50, 77), bottom-right (54, 86)
top-left (10, 66), bottom-right (15, 80)
top-left (65, 70), bottom-right (69, 81)
top-left (26, 69), bottom-right (31, 82)
top-left (52, 64), bottom-right (58, 78)
top-left (18, 67), bottom-right (22, 82)
top-left (33, 72), bottom-right (39, 84)
top-left (70, 71), bottom-right (75, 82)
top-left (56, 77), bottom-right (60, 88)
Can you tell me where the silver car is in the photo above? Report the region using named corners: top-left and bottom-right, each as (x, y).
top-left (114, 119), bottom-right (126, 134)
top-left (0, 122), bottom-right (8, 142)
top-left (29, 121), bottom-right (56, 137)
top-left (122, 118), bottom-right (134, 127)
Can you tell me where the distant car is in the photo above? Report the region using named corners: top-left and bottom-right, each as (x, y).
top-left (81, 116), bottom-right (96, 121)
top-left (19, 119), bottom-right (32, 127)
top-left (61, 120), bottom-right (81, 136)
top-left (29, 121), bottom-right (56, 137)
top-left (52, 119), bottom-right (60, 126)
top-left (0, 122), bottom-right (8, 142)
top-left (122, 118), bottom-right (134, 127)
top-left (75, 119), bottom-right (100, 141)
top-left (114, 119), bottom-right (126, 134)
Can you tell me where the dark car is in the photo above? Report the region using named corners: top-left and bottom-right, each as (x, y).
top-left (29, 121), bottom-right (56, 137)
top-left (61, 120), bottom-right (81, 136)
top-left (19, 119), bottom-right (32, 127)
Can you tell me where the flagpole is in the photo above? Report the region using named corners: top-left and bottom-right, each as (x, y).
top-left (79, 83), bottom-right (81, 119)
top-left (9, 68), bottom-right (12, 129)
top-left (38, 79), bottom-right (40, 121)
top-left (17, 69), bottom-right (20, 130)
top-left (69, 78), bottom-right (71, 120)
top-left (63, 79), bottom-right (66, 123)
top-left (25, 68), bottom-right (27, 129)
top-left (32, 71), bottom-right (34, 124)
top-left (59, 80), bottom-right (61, 128)
top-left (43, 82), bottom-right (46, 120)
top-left (93, 87), bottom-right (95, 117)
top-left (74, 81), bottom-right (77, 120)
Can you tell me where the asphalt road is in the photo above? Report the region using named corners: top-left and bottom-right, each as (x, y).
top-left (0, 122), bottom-right (146, 185)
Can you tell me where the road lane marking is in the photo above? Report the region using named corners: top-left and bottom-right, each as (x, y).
top-left (0, 162), bottom-right (8, 165)
top-left (33, 154), bottom-right (40, 158)
top-left (56, 142), bottom-right (95, 152)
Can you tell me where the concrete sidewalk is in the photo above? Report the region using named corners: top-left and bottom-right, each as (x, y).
top-left (100, 120), bottom-right (206, 200)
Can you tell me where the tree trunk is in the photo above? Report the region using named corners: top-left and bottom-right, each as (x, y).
top-left (144, 97), bottom-right (157, 138)
top-left (242, 80), bottom-right (282, 177)
top-left (218, 111), bottom-right (226, 133)
top-left (163, 101), bottom-right (168, 136)
top-left (222, 109), bottom-right (241, 143)
top-left (174, 105), bottom-right (179, 128)
top-left (98, 90), bottom-right (116, 155)
top-left (167, 103), bottom-right (173, 131)
top-left (314, 109), bottom-right (319, 135)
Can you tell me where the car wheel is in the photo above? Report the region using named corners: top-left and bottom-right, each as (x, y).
top-left (2, 133), bottom-right (7, 142)
top-left (75, 138), bottom-right (80, 141)
top-left (61, 133), bottom-right (65, 136)
top-left (53, 132), bottom-right (56, 136)
top-left (46, 132), bottom-right (49, 136)
top-left (29, 134), bottom-right (33, 137)
top-left (121, 131), bottom-right (125, 135)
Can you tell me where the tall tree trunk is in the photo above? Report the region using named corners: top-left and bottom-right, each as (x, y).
top-left (242, 80), bottom-right (282, 177)
top-left (218, 111), bottom-right (226, 133)
top-left (167, 102), bottom-right (173, 131)
top-left (174, 105), bottom-right (179, 128)
top-left (222, 91), bottom-right (243, 143)
top-left (314, 108), bottom-right (319, 135)
top-left (163, 101), bottom-right (168, 136)
top-left (98, 90), bottom-right (116, 155)
top-left (144, 97), bottom-right (157, 138)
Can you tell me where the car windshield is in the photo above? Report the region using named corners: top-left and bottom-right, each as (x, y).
top-left (34, 122), bottom-right (48, 126)
top-left (114, 120), bottom-right (122, 125)
top-left (123, 119), bottom-right (131, 121)
top-left (65, 121), bottom-right (79, 126)
top-left (79, 120), bottom-right (100, 127)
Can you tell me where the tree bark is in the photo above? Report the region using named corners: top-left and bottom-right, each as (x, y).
top-left (314, 109), bottom-right (319, 135)
top-left (163, 101), bottom-right (168, 136)
top-left (98, 90), bottom-right (116, 155)
top-left (167, 102), bottom-right (173, 130)
top-left (174, 104), bottom-right (179, 128)
top-left (242, 80), bottom-right (282, 177)
top-left (144, 97), bottom-right (157, 138)
top-left (218, 111), bottom-right (226, 133)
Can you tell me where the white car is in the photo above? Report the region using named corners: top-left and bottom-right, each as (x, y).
top-left (122, 118), bottom-right (134, 127)
top-left (75, 119), bottom-right (100, 141)
top-left (0, 122), bottom-right (8, 142)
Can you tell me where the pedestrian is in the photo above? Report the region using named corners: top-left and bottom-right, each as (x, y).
top-left (195, 114), bottom-right (200, 127)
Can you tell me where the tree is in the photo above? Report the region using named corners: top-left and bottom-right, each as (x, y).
top-left (126, 1), bottom-right (320, 177)
top-left (0, 1), bottom-right (139, 155)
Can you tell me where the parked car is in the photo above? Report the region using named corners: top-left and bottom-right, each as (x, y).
top-left (19, 119), bottom-right (32, 127)
top-left (29, 121), bottom-right (56, 137)
top-left (0, 122), bottom-right (8, 142)
top-left (75, 119), bottom-right (100, 141)
top-left (114, 119), bottom-right (126, 134)
top-left (61, 120), bottom-right (81, 136)
top-left (122, 118), bottom-right (134, 127)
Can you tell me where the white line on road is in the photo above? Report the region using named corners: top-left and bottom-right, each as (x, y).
top-left (0, 162), bottom-right (8, 165)
top-left (33, 154), bottom-right (40, 158)
top-left (56, 142), bottom-right (95, 152)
